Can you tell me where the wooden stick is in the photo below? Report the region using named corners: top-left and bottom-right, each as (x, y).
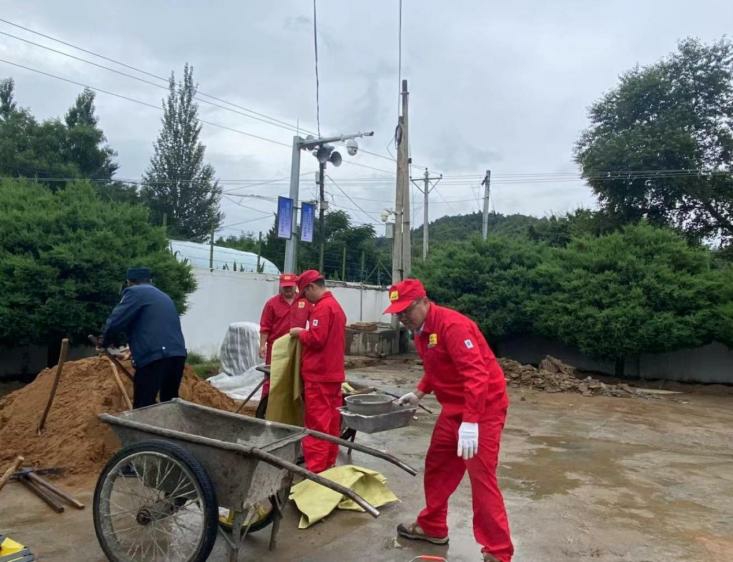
top-left (37, 338), bottom-right (70, 434)
top-left (19, 476), bottom-right (65, 513)
top-left (26, 471), bottom-right (85, 509)
top-left (103, 356), bottom-right (133, 410)
top-left (0, 455), bottom-right (24, 493)
top-left (87, 334), bottom-right (135, 380)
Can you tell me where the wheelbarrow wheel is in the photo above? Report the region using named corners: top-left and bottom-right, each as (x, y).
top-left (93, 440), bottom-right (218, 562)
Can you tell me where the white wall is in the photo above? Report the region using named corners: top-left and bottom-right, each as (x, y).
top-left (180, 270), bottom-right (390, 358)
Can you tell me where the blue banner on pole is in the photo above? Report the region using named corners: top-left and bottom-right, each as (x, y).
top-left (300, 202), bottom-right (315, 243)
top-left (276, 196), bottom-right (294, 239)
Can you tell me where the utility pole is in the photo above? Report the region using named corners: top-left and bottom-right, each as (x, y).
top-left (392, 79), bottom-right (411, 284)
top-left (411, 168), bottom-right (442, 260)
top-left (481, 169), bottom-right (491, 240)
top-left (318, 162), bottom-right (326, 272)
top-left (209, 227), bottom-right (215, 272)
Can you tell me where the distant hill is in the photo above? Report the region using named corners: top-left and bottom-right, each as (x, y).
top-left (373, 211), bottom-right (546, 258)
top-left (412, 212), bottom-right (542, 243)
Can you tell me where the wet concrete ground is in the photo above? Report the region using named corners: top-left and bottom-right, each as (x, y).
top-left (1, 362), bottom-right (731, 561)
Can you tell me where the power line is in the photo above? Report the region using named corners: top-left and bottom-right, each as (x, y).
top-left (326, 175), bottom-right (382, 223)
top-left (0, 17), bottom-right (416, 170)
top-left (0, 58), bottom-right (294, 147)
top-left (0, 17), bottom-right (309, 135)
top-left (312, 0), bottom-right (321, 136)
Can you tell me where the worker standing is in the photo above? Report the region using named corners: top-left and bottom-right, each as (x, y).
top-left (386, 279), bottom-right (513, 562)
top-left (100, 267), bottom-right (187, 409)
top-left (289, 270), bottom-right (346, 473)
top-left (258, 273), bottom-right (311, 416)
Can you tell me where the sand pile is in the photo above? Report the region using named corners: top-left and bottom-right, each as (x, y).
top-left (0, 357), bottom-right (241, 476)
top-left (500, 355), bottom-right (639, 398)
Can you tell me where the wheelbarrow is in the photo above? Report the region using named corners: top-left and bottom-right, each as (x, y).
top-left (92, 399), bottom-right (417, 562)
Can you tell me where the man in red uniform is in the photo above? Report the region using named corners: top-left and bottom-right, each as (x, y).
top-left (259, 273), bottom-right (311, 364)
top-left (386, 279), bottom-right (513, 562)
top-left (258, 274), bottom-right (311, 416)
top-left (289, 269), bottom-right (346, 473)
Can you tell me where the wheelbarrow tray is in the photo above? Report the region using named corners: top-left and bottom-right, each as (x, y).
top-left (99, 399), bottom-right (306, 511)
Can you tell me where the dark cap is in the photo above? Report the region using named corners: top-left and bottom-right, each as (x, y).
top-left (127, 267), bottom-right (151, 281)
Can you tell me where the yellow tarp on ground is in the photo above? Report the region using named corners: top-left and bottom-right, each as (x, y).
top-left (265, 334), bottom-right (303, 426)
top-left (289, 464), bottom-right (400, 529)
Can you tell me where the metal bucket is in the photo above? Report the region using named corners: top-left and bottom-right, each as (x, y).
top-left (344, 393), bottom-right (394, 415)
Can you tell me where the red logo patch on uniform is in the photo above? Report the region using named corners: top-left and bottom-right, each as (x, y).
top-left (312, 319), bottom-right (319, 327)
top-left (464, 339), bottom-right (474, 349)
top-left (428, 333), bottom-right (438, 348)
top-left (298, 301), bottom-right (305, 308)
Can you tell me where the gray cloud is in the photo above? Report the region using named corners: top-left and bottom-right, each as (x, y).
top-left (1, 0), bottom-right (731, 237)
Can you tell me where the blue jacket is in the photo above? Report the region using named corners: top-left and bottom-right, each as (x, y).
top-left (102, 284), bottom-right (187, 367)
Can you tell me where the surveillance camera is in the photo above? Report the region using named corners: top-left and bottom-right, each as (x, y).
top-left (380, 210), bottom-right (390, 222)
top-left (346, 139), bottom-right (358, 156)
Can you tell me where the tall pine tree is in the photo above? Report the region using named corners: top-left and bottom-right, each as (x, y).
top-left (64, 88), bottom-right (118, 180)
top-left (142, 64), bottom-right (222, 242)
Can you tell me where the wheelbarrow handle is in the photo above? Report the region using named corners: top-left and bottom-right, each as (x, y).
top-left (245, 447), bottom-right (380, 518)
top-left (302, 427), bottom-right (418, 476)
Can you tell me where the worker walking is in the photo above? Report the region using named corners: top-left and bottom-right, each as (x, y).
top-left (387, 279), bottom-right (513, 562)
top-left (289, 270), bottom-right (346, 473)
top-left (258, 273), bottom-right (311, 416)
top-left (100, 267), bottom-right (187, 409)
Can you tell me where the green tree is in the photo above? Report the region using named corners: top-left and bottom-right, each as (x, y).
top-left (0, 78), bottom-right (16, 117)
top-left (414, 236), bottom-right (548, 342)
top-left (0, 179), bottom-right (196, 360)
top-left (576, 38), bottom-right (733, 245)
top-left (216, 233), bottom-right (259, 253)
top-left (0, 79), bottom-right (118, 188)
top-left (64, 88), bottom-right (117, 180)
top-left (141, 64), bottom-right (222, 242)
top-left (529, 223), bottom-right (733, 375)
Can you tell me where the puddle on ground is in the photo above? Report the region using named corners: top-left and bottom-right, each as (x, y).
top-left (500, 434), bottom-right (656, 500)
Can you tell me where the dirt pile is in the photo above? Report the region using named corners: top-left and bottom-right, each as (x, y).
top-left (0, 357), bottom-right (240, 476)
top-left (500, 355), bottom-right (639, 398)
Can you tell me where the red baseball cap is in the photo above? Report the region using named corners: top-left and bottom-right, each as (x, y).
top-left (279, 273), bottom-right (297, 287)
top-left (297, 269), bottom-right (324, 292)
top-left (383, 278), bottom-right (427, 314)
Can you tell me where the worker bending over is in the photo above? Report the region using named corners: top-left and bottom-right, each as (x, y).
top-left (101, 267), bottom-right (187, 409)
top-left (388, 279), bottom-right (513, 562)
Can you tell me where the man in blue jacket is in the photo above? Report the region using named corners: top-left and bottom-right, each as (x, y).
top-left (100, 267), bottom-right (187, 408)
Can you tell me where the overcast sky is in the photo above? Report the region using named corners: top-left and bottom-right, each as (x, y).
top-left (1, 0), bottom-right (731, 237)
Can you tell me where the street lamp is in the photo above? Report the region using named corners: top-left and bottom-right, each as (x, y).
top-left (283, 131), bottom-right (374, 273)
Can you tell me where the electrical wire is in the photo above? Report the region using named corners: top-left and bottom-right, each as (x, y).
top-left (312, 0), bottom-right (321, 136)
top-left (326, 175), bottom-right (382, 223)
top-left (0, 58), bottom-right (294, 148)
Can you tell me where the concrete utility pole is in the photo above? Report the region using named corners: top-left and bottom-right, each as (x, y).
top-left (392, 79), bottom-right (411, 284)
top-left (481, 169), bottom-right (491, 240)
top-left (411, 168), bottom-right (442, 260)
top-left (318, 162), bottom-right (326, 272)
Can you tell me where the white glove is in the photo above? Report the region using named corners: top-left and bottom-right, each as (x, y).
top-left (397, 392), bottom-right (420, 407)
top-left (457, 422), bottom-right (479, 460)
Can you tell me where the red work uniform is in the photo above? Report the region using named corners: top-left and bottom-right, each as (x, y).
top-left (259, 295), bottom-right (311, 393)
top-left (415, 303), bottom-right (513, 562)
top-left (297, 291), bottom-right (346, 473)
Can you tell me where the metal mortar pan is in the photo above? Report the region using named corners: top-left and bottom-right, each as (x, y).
top-left (344, 393), bottom-right (394, 415)
top-left (339, 405), bottom-right (417, 434)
